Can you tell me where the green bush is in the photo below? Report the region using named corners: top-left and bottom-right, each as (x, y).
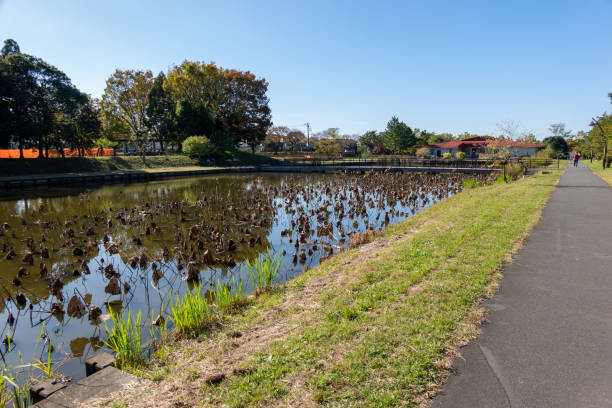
top-left (182, 136), bottom-right (212, 158)
top-left (456, 151), bottom-right (466, 159)
top-left (536, 146), bottom-right (556, 159)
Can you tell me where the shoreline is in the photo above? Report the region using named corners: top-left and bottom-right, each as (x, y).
top-left (0, 165), bottom-right (496, 189)
top-left (82, 169), bottom-right (561, 408)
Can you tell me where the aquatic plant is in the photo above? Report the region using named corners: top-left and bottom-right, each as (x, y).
top-left (103, 309), bottom-right (145, 369)
top-left (214, 278), bottom-right (248, 314)
top-left (170, 285), bottom-right (214, 338)
top-left (245, 248), bottom-right (281, 295)
top-left (461, 178), bottom-right (482, 189)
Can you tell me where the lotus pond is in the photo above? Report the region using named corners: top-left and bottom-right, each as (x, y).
top-left (0, 171), bottom-right (488, 383)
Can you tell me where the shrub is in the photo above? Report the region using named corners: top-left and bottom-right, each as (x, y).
top-left (536, 146), bottom-right (555, 159)
top-left (442, 152), bottom-right (452, 159)
top-left (456, 151), bottom-right (466, 159)
top-left (506, 162), bottom-right (524, 180)
top-left (182, 136), bottom-right (212, 158)
top-left (416, 147), bottom-right (430, 158)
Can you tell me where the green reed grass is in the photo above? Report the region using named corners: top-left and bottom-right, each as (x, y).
top-left (170, 285), bottom-right (214, 337)
top-left (103, 309), bottom-right (145, 369)
top-left (214, 278), bottom-right (249, 314)
top-left (245, 248), bottom-right (281, 294)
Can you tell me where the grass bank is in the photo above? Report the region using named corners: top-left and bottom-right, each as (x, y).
top-left (0, 151), bottom-right (278, 176)
top-left (584, 159), bottom-right (612, 185)
top-left (95, 171), bottom-right (561, 408)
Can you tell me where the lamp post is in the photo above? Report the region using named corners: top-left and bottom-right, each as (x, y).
top-left (590, 117), bottom-right (607, 170)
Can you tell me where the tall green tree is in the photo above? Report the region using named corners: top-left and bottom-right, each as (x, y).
top-left (0, 39), bottom-right (86, 157)
top-left (382, 116), bottom-right (415, 154)
top-left (359, 130), bottom-right (381, 153)
top-left (146, 72), bottom-right (176, 151)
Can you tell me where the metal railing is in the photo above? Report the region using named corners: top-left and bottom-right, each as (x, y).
top-left (268, 156), bottom-right (556, 169)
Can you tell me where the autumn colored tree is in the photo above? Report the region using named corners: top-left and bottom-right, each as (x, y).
top-left (264, 126), bottom-right (290, 153)
top-left (286, 130), bottom-right (305, 152)
top-left (164, 61), bottom-right (224, 113)
top-left (314, 138), bottom-right (341, 157)
top-left (100, 69), bottom-right (154, 157)
top-left (164, 62), bottom-right (272, 152)
top-left (217, 69), bottom-right (272, 152)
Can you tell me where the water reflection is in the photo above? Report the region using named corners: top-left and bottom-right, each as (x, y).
top-left (0, 171), bottom-right (485, 380)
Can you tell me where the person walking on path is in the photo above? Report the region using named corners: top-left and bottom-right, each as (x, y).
top-left (573, 152), bottom-right (580, 167)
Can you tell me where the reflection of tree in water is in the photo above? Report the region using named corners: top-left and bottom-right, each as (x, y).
top-left (0, 172), bottom-right (489, 376)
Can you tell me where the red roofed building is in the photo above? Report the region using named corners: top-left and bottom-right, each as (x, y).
top-left (425, 136), bottom-right (543, 158)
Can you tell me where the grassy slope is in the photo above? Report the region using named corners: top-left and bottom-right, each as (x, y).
top-left (0, 152), bottom-right (278, 176)
top-left (584, 159), bottom-right (612, 185)
top-left (102, 171), bottom-right (561, 408)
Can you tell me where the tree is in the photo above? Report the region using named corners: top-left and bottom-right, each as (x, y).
top-left (549, 122), bottom-right (573, 139)
top-left (426, 132), bottom-right (454, 144)
top-left (314, 138), bottom-right (341, 157)
top-left (146, 72), bottom-right (176, 151)
top-left (264, 126), bottom-right (289, 153)
top-left (165, 61), bottom-right (225, 113)
top-left (285, 130), bottom-right (305, 152)
top-left (589, 114), bottom-right (612, 168)
top-left (217, 69), bottom-right (272, 152)
top-left (1, 39), bottom-right (20, 57)
top-left (359, 130), bottom-right (381, 153)
top-left (382, 116), bottom-right (415, 154)
top-left (542, 136), bottom-right (569, 156)
top-left (174, 99), bottom-right (217, 146)
top-left (0, 40), bottom-right (86, 158)
top-left (100, 69), bottom-right (154, 157)
top-left (164, 61), bottom-right (272, 152)
top-left (518, 133), bottom-right (538, 144)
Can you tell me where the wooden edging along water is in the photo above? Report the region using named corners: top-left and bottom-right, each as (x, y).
top-left (0, 165), bottom-right (495, 189)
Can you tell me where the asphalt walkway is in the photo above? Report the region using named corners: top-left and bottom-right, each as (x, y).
top-left (431, 163), bottom-right (612, 408)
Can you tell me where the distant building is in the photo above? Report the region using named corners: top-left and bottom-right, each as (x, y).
top-left (425, 136), bottom-right (543, 158)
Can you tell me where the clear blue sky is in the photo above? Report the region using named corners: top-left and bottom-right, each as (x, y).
top-left (1, 0), bottom-right (611, 139)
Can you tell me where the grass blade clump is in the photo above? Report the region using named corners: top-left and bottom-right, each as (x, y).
top-left (245, 248), bottom-right (281, 295)
top-left (170, 285), bottom-right (213, 338)
top-left (103, 309), bottom-right (144, 369)
top-left (214, 278), bottom-right (248, 314)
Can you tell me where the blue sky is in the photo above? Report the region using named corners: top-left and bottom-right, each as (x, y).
top-left (1, 0), bottom-right (611, 138)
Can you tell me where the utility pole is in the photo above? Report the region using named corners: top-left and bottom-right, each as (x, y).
top-left (305, 122), bottom-right (311, 154)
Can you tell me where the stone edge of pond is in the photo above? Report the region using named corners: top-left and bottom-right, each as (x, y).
top-left (31, 365), bottom-right (136, 407)
top-left (0, 165), bottom-right (497, 189)
top-left (0, 166), bottom-right (257, 189)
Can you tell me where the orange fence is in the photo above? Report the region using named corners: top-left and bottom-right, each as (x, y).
top-left (0, 148), bottom-right (114, 159)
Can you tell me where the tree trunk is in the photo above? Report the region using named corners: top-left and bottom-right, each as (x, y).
top-left (38, 142), bottom-right (44, 159)
top-left (19, 141), bottom-right (23, 159)
top-left (603, 140), bottom-right (607, 170)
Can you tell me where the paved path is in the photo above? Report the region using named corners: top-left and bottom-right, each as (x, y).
top-left (431, 164), bottom-right (612, 408)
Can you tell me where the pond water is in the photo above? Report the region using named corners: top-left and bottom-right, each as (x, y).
top-left (0, 171), bottom-right (483, 382)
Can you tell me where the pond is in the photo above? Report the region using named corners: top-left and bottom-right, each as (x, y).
top-left (0, 171), bottom-right (484, 382)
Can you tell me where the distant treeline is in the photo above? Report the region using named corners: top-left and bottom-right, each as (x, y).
top-left (0, 39), bottom-right (272, 158)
